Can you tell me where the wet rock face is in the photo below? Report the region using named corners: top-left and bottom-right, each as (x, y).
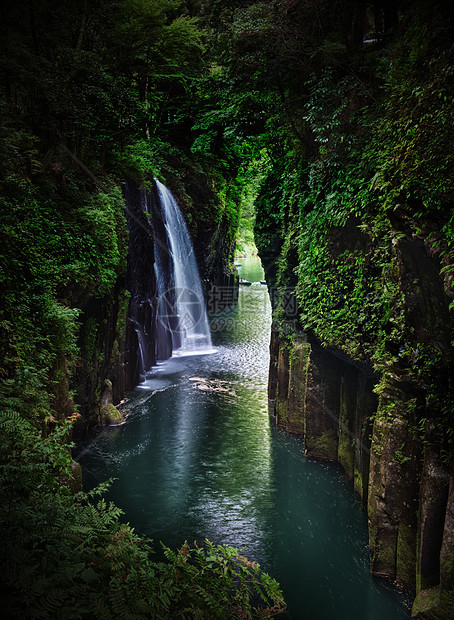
top-left (270, 331), bottom-right (376, 486)
top-left (73, 281), bottom-right (129, 428)
top-left (417, 439), bottom-right (450, 592)
top-left (304, 340), bottom-right (342, 461)
top-left (367, 402), bottom-right (421, 587)
top-left (124, 179), bottom-right (159, 389)
top-left (72, 180), bottom-right (153, 428)
top-left (262, 212), bottom-right (454, 613)
top-left (273, 337), bottom-right (310, 434)
top-left (440, 472), bottom-right (454, 592)
top-left (412, 470), bottom-right (454, 618)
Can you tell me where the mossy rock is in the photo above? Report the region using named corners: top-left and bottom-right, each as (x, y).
top-left (397, 523), bottom-right (417, 586)
top-left (305, 430), bottom-right (338, 460)
top-left (412, 587), bottom-right (441, 618)
top-left (338, 436), bottom-right (355, 479)
top-left (412, 584), bottom-right (454, 618)
top-left (354, 466), bottom-right (364, 499)
top-left (411, 586), bottom-right (454, 619)
top-left (370, 531), bottom-right (399, 578)
top-left (101, 402), bottom-right (125, 426)
top-left (275, 399), bottom-right (290, 427)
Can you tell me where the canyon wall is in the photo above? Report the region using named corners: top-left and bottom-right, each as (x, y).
top-left (262, 230), bottom-right (454, 618)
top-left (73, 177), bottom-right (238, 430)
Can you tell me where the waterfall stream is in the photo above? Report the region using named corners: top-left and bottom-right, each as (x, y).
top-left (154, 179), bottom-right (214, 357)
top-left (127, 178), bottom-right (215, 384)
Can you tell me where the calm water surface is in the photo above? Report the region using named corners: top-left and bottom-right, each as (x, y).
top-left (76, 257), bottom-right (411, 619)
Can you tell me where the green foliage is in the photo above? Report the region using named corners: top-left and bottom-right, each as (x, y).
top-left (0, 4), bottom-right (290, 616)
top-left (0, 170), bottom-right (127, 416)
top-left (244, 1), bottom-right (454, 456)
top-left (254, 3), bottom-right (454, 354)
top-left (234, 151), bottom-right (270, 256)
top-left (0, 410), bottom-right (286, 618)
top-left (158, 540), bottom-right (285, 618)
top-left (393, 443), bottom-right (412, 465)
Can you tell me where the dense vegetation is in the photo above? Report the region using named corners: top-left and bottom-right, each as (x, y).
top-left (0, 0), bottom-right (283, 616)
top-left (1, 0), bottom-right (453, 616)
top-left (235, 1), bottom-right (453, 614)
top-left (245, 0), bottom-right (454, 441)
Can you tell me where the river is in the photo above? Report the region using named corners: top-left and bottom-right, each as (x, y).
top-left (75, 256), bottom-right (411, 619)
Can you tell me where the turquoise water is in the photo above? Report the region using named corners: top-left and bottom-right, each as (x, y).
top-left (76, 257), bottom-right (411, 619)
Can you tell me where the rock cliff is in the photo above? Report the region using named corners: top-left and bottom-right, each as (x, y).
top-left (73, 177), bottom-right (238, 430)
top-left (261, 224), bottom-right (454, 618)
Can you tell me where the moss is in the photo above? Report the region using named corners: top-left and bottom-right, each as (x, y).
top-left (442, 553), bottom-right (454, 591)
top-left (305, 430), bottom-right (338, 460)
top-left (397, 523), bottom-right (417, 586)
top-left (354, 466), bottom-right (363, 498)
top-left (411, 587), bottom-right (441, 618)
top-left (368, 409), bottom-right (421, 589)
top-left (371, 536), bottom-right (398, 578)
top-left (115, 288), bottom-right (130, 337)
top-left (285, 341), bottom-right (310, 433)
top-left (275, 399), bottom-right (289, 427)
top-left (338, 436), bottom-right (355, 479)
top-left (101, 402), bottom-right (125, 426)
top-left (368, 416), bottom-right (397, 578)
top-left (437, 589), bottom-right (454, 618)
top-left (275, 338), bottom-right (290, 427)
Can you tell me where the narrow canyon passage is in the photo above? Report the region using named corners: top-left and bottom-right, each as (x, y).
top-left (2, 3), bottom-right (453, 617)
top-left (76, 257), bottom-right (410, 619)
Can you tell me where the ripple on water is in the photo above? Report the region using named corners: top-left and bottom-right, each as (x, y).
top-left (76, 258), bottom-right (410, 620)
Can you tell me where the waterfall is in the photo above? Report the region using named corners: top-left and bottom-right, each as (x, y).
top-left (154, 179), bottom-right (214, 357)
top-left (124, 178), bottom-right (214, 387)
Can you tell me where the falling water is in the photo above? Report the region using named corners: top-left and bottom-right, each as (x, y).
top-left (155, 179), bottom-right (214, 357)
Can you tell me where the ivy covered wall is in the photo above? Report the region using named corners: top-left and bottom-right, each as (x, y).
top-left (250, 2), bottom-right (454, 616)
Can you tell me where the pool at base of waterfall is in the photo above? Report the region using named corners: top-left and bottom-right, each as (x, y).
top-left (75, 257), bottom-right (411, 619)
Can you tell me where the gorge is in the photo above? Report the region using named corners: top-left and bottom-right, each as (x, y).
top-left (75, 254), bottom-right (411, 619)
top-left (1, 1), bottom-right (453, 618)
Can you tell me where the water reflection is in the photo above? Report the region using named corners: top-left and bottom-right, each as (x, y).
top-left (76, 257), bottom-right (410, 619)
